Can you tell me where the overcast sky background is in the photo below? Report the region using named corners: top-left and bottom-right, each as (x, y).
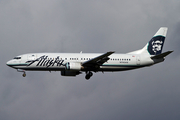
top-left (1, 0), bottom-right (180, 120)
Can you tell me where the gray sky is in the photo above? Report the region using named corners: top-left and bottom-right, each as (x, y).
top-left (1, 0), bottom-right (180, 120)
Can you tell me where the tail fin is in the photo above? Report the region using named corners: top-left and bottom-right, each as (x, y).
top-left (128, 27), bottom-right (168, 55)
top-left (147, 27), bottom-right (167, 55)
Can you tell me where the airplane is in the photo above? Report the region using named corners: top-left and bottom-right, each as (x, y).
top-left (6, 27), bottom-right (173, 80)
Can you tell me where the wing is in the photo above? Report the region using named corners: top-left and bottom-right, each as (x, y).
top-left (82, 51), bottom-right (115, 67)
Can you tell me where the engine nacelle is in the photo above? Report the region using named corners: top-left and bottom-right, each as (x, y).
top-left (61, 71), bottom-right (81, 76)
top-left (65, 62), bottom-right (82, 70)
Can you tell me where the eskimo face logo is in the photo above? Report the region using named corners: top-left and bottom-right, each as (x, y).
top-left (152, 40), bottom-right (163, 53)
top-left (148, 36), bottom-right (165, 55)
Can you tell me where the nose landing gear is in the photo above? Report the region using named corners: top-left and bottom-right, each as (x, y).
top-left (17, 69), bottom-right (26, 77)
top-left (85, 71), bottom-right (93, 80)
top-left (22, 72), bottom-right (26, 77)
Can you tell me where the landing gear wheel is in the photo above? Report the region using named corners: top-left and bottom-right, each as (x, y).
top-left (85, 75), bottom-right (91, 80)
top-left (22, 73), bottom-right (26, 77)
top-left (17, 69), bottom-right (26, 77)
top-left (89, 72), bottom-right (93, 76)
top-left (85, 71), bottom-right (93, 80)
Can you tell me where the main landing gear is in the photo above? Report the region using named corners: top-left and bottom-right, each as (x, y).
top-left (17, 69), bottom-right (26, 77)
top-left (85, 71), bottom-right (93, 80)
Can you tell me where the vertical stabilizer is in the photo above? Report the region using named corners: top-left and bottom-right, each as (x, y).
top-left (128, 27), bottom-right (168, 55)
top-left (147, 27), bottom-right (167, 55)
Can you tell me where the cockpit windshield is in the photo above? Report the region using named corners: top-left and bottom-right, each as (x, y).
top-left (13, 57), bottom-right (21, 59)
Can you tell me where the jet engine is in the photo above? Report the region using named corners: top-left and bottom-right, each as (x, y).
top-left (65, 62), bottom-right (82, 70)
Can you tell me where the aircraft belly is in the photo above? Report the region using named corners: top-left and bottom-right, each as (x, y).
top-left (19, 65), bottom-right (65, 71)
top-left (99, 65), bottom-right (140, 71)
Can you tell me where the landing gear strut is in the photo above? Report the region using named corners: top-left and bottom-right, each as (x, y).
top-left (85, 71), bottom-right (93, 80)
top-left (17, 69), bottom-right (26, 77)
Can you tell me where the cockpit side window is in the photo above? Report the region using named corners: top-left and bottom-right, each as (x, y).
top-left (13, 57), bottom-right (21, 59)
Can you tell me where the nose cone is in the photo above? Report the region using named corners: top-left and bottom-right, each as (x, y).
top-left (6, 60), bottom-right (10, 66)
top-left (6, 60), bottom-right (13, 67)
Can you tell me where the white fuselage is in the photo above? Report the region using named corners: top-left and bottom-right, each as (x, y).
top-left (7, 53), bottom-right (158, 72)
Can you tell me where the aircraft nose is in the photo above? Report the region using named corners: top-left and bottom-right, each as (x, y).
top-left (6, 60), bottom-right (13, 67)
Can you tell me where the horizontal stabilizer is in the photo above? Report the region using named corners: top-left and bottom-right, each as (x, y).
top-left (151, 51), bottom-right (173, 59)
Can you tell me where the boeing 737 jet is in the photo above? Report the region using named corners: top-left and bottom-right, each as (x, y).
top-left (6, 27), bottom-right (173, 80)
